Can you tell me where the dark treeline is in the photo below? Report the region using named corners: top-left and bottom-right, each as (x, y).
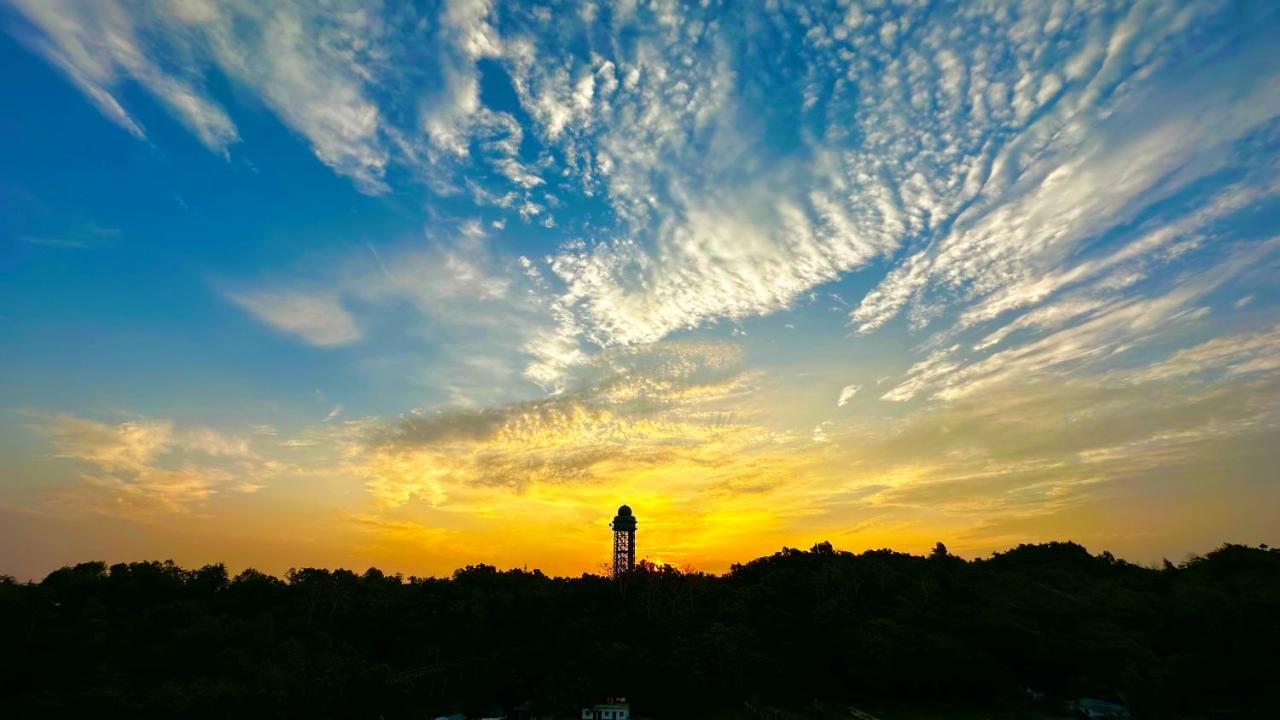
top-left (2, 541), bottom-right (1278, 719)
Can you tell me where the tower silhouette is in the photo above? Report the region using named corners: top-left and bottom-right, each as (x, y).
top-left (611, 505), bottom-right (636, 577)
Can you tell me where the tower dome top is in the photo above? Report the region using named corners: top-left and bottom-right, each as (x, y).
top-left (611, 504), bottom-right (637, 532)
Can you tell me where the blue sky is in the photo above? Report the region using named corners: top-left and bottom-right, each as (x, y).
top-left (2, 0), bottom-right (1278, 579)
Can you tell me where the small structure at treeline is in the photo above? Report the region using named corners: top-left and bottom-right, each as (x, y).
top-left (581, 696), bottom-right (630, 719)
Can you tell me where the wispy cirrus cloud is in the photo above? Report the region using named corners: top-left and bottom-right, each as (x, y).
top-left (882, 236), bottom-right (1279, 402)
top-left (5, 0), bottom-right (237, 149)
top-left (5, 0), bottom-right (392, 190)
top-left (1118, 323), bottom-right (1280, 385)
top-left (802, 366), bottom-right (1280, 558)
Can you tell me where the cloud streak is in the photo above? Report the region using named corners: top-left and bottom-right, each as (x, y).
top-left (33, 413), bottom-right (274, 518)
top-left (227, 290), bottom-right (361, 347)
top-left (356, 341), bottom-right (768, 505)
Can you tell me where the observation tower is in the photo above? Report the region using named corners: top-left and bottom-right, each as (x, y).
top-left (610, 505), bottom-right (637, 577)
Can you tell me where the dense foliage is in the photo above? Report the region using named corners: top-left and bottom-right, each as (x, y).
top-left (2, 542), bottom-right (1277, 719)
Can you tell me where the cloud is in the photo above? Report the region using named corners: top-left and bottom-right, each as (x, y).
top-left (504, 5), bottom-right (901, 350)
top-left (180, 427), bottom-right (253, 457)
top-left (356, 340), bottom-right (769, 506)
top-left (348, 227), bottom-right (513, 319)
top-left (63, 467), bottom-right (222, 517)
top-left (881, 237), bottom-right (1279, 402)
top-left (226, 225), bottom-right (592, 400)
top-left (851, 78), bottom-right (1280, 338)
top-left (344, 327), bottom-right (1280, 565)
top-left (812, 367), bottom-right (1280, 543)
top-left (6, 0), bottom-right (237, 150)
top-left (419, 0), bottom-right (501, 156)
top-left (836, 385), bottom-right (860, 407)
top-left (45, 414), bottom-right (174, 470)
top-left (5, 0), bottom-right (393, 191)
top-left (15, 0), bottom-right (1276, 378)
top-left (1120, 323), bottom-right (1280, 385)
top-left (227, 290), bottom-right (361, 347)
top-left (550, 191), bottom-right (897, 347)
top-left (189, 2), bottom-right (392, 192)
top-left (338, 340), bottom-right (853, 570)
top-left (33, 414), bottom-right (278, 518)
top-left (414, 0), bottom-right (1280, 395)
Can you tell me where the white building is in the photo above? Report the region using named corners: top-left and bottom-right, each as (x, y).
top-left (581, 697), bottom-right (629, 720)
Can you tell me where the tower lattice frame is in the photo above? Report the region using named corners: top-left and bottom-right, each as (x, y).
top-left (611, 505), bottom-right (637, 577)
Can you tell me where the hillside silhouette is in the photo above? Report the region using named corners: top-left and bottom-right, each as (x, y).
top-left (2, 542), bottom-right (1278, 719)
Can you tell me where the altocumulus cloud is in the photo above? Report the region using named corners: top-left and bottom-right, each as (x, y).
top-left (18, 0), bottom-right (1277, 391)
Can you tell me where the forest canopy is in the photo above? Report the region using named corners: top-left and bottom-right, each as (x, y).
top-left (2, 542), bottom-right (1278, 719)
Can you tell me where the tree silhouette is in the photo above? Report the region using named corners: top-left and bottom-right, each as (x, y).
top-left (0, 543), bottom-right (1277, 718)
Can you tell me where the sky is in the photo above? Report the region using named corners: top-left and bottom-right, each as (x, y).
top-left (2, 0), bottom-right (1279, 581)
